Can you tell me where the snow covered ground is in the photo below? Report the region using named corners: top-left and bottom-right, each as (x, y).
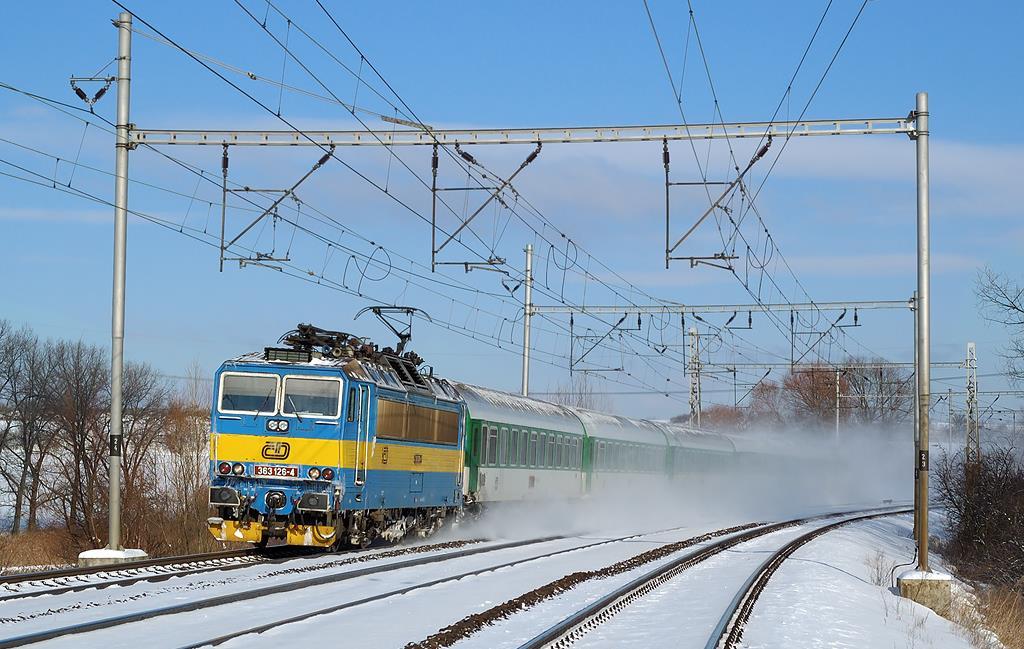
top-left (0, 507), bottom-right (984, 649)
top-left (741, 512), bottom-right (978, 649)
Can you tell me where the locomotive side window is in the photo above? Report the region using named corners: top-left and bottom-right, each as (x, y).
top-left (347, 387), bottom-right (357, 421)
top-left (283, 376), bottom-right (342, 418)
top-left (219, 373), bottom-right (278, 414)
top-left (376, 399), bottom-right (460, 445)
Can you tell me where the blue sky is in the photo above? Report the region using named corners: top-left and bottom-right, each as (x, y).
top-left (1, 1), bottom-right (1022, 421)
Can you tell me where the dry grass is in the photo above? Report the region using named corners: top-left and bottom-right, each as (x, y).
top-left (979, 586), bottom-right (1024, 649)
top-left (0, 529), bottom-right (77, 572)
top-left (864, 548), bottom-right (896, 587)
top-left (948, 582), bottom-right (1024, 649)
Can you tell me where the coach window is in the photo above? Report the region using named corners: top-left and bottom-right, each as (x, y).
top-left (528, 432), bottom-right (537, 468)
top-left (510, 430), bottom-right (519, 467)
top-left (499, 428), bottom-right (509, 466)
top-left (520, 431), bottom-right (529, 466)
top-left (219, 373), bottom-right (278, 415)
top-left (555, 436), bottom-right (563, 467)
top-left (486, 427), bottom-right (498, 465)
top-left (283, 376), bottom-right (342, 418)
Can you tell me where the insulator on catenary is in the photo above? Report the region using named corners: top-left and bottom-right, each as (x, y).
top-left (317, 151), bottom-right (332, 166)
top-left (92, 86), bottom-right (108, 102)
top-left (458, 148), bottom-right (478, 165)
top-left (74, 86), bottom-right (89, 102)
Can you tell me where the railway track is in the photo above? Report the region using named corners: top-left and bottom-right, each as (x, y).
top-left (0, 534), bottom-right (575, 648)
top-left (0, 547), bottom-right (258, 588)
top-left (705, 509), bottom-right (912, 649)
top-left (513, 506), bottom-right (911, 649)
top-left (0, 524), bottom-right (697, 648)
top-left (0, 546), bottom-right (307, 600)
top-left (0, 538), bottom-right (479, 602)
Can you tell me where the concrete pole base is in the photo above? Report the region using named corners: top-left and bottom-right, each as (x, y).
top-left (77, 547), bottom-right (149, 567)
top-left (897, 569), bottom-right (953, 616)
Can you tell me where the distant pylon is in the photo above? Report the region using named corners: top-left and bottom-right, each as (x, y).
top-left (965, 342), bottom-right (980, 465)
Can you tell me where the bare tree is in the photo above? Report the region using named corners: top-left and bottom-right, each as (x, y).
top-left (748, 379), bottom-right (785, 426)
top-left (159, 362), bottom-right (216, 553)
top-left (844, 360), bottom-right (913, 426)
top-left (547, 372), bottom-right (610, 411)
top-left (49, 340), bottom-right (109, 547)
top-left (700, 404), bottom-right (746, 432)
top-left (782, 365), bottom-right (846, 428)
top-left (977, 267), bottom-right (1024, 383)
top-left (119, 361), bottom-right (171, 550)
top-left (1, 330), bottom-right (59, 533)
top-left (935, 445), bottom-right (1024, 587)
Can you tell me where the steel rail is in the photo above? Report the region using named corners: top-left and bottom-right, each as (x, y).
top-left (0, 535), bottom-right (566, 648)
top-left (517, 506), bottom-right (910, 649)
top-left (178, 523), bottom-right (709, 649)
top-left (0, 539), bottom-right (481, 603)
top-left (0, 548), bottom-right (259, 586)
top-left (707, 508), bottom-right (913, 649)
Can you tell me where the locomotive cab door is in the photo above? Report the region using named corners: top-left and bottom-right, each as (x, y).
top-left (345, 383), bottom-right (371, 492)
top-left (354, 385), bottom-right (370, 487)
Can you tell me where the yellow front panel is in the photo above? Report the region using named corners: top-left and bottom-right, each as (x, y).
top-left (212, 433), bottom-right (462, 473)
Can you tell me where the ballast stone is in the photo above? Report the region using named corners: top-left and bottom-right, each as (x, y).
top-left (897, 569), bottom-right (952, 615)
top-left (77, 547), bottom-right (149, 567)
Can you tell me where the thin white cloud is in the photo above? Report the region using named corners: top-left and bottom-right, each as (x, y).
top-left (784, 252), bottom-right (979, 277)
top-left (0, 206), bottom-right (109, 224)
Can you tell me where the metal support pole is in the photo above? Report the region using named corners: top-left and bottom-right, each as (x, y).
top-left (663, 138), bottom-right (670, 270)
top-left (833, 367), bottom-right (840, 440)
top-left (912, 290), bottom-right (919, 539)
top-left (108, 11), bottom-right (132, 551)
top-left (689, 327), bottom-right (702, 428)
top-left (430, 144), bottom-right (438, 272)
top-left (948, 388), bottom-right (953, 451)
top-left (219, 144), bottom-right (228, 272)
top-left (521, 244), bottom-right (533, 396)
top-left (914, 91), bottom-right (931, 573)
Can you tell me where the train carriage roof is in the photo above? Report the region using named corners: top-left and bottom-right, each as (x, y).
top-left (572, 409), bottom-right (671, 446)
top-left (659, 423), bottom-right (737, 452)
top-left (456, 384), bottom-right (737, 451)
top-left (455, 384), bottom-right (586, 435)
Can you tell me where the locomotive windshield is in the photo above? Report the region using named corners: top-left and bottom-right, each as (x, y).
top-left (219, 373), bottom-right (278, 414)
top-left (282, 376), bottom-right (342, 418)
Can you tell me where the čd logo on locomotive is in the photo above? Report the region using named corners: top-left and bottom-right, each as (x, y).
top-left (261, 441), bottom-right (291, 460)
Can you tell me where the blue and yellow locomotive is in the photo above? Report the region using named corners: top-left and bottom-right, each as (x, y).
top-left (208, 325), bottom-right (465, 548)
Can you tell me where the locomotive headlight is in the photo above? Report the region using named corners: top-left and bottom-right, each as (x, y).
top-left (232, 462), bottom-right (245, 476)
top-left (267, 420), bottom-right (279, 431)
top-left (307, 467), bottom-right (321, 480)
top-left (278, 420), bottom-right (289, 432)
top-left (321, 468), bottom-right (335, 480)
top-left (217, 462), bottom-right (231, 475)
